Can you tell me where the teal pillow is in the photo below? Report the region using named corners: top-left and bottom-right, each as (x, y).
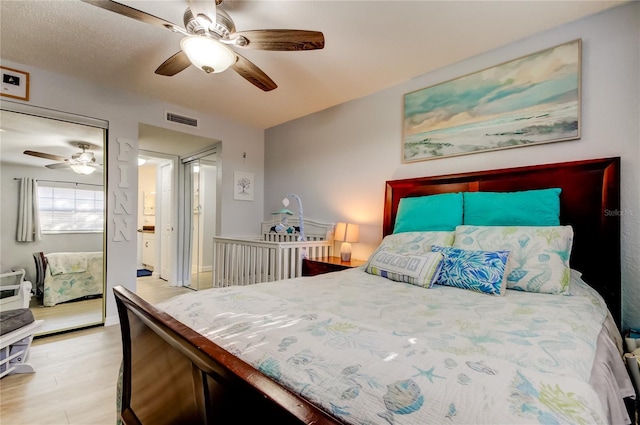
top-left (393, 193), bottom-right (463, 233)
top-left (463, 188), bottom-right (561, 226)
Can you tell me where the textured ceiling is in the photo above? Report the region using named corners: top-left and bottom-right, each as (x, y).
top-left (0, 109), bottom-right (105, 170)
top-left (0, 1), bottom-right (625, 130)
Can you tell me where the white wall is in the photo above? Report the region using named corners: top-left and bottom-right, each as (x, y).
top-left (265, 3), bottom-right (640, 330)
top-left (0, 59), bottom-right (266, 325)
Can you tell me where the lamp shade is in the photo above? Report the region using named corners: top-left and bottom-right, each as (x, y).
top-left (334, 222), bottom-right (359, 243)
top-left (180, 35), bottom-right (236, 74)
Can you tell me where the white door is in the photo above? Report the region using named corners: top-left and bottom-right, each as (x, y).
top-left (160, 162), bottom-right (173, 280)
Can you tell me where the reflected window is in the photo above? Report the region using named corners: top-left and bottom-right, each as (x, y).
top-left (38, 184), bottom-right (104, 233)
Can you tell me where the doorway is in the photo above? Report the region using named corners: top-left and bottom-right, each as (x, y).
top-left (136, 123), bottom-right (221, 298)
top-left (137, 152), bottom-right (175, 283)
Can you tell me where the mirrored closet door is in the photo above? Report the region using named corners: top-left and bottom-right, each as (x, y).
top-left (0, 102), bottom-right (107, 336)
top-left (181, 148), bottom-right (218, 291)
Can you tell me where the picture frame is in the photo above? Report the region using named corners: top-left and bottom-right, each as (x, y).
top-left (1, 66), bottom-right (30, 101)
top-left (233, 171), bottom-right (254, 201)
top-left (403, 39), bottom-right (581, 163)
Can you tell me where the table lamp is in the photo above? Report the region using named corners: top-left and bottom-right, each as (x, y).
top-left (334, 222), bottom-right (359, 262)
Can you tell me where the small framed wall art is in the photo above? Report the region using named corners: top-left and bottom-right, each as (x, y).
top-left (1, 66), bottom-right (30, 101)
top-left (234, 171), bottom-right (254, 201)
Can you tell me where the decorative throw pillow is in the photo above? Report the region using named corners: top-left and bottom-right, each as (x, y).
top-left (393, 192), bottom-right (463, 233)
top-left (366, 251), bottom-right (444, 288)
top-left (462, 188), bottom-right (561, 226)
top-left (453, 225), bottom-right (573, 294)
top-left (431, 246), bottom-right (510, 296)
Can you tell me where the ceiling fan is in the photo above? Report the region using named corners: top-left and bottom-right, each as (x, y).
top-left (81, 0), bottom-right (325, 91)
top-left (24, 143), bottom-right (102, 175)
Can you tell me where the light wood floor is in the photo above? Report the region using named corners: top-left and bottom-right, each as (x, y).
top-left (30, 298), bottom-right (103, 336)
top-left (0, 277), bottom-right (191, 425)
top-left (135, 275), bottom-right (193, 304)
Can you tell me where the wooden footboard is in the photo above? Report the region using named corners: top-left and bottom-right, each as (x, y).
top-left (114, 286), bottom-right (341, 425)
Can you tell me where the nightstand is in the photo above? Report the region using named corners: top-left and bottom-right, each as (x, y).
top-left (302, 256), bottom-right (367, 277)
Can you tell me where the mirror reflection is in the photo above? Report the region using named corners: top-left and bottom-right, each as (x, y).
top-left (186, 153), bottom-right (217, 290)
top-left (0, 108), bottom-right (106, 336)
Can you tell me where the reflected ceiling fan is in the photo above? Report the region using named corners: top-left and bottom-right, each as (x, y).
top-left (24, 143), bottom-right (102, 175)
top-left (81, 0), bottom-right (325, 91)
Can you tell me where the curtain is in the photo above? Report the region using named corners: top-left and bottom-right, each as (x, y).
top-left (17, 177), bottom-right (41, 242)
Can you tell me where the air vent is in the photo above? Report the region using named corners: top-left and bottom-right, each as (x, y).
top-left (165, 111), bottom-right (198, 128)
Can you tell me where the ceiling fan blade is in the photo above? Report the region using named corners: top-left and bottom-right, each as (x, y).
top-left (24, 150), bottom-right (68, 162)
top-left (231, 54), bottom-right (277, 92)
top-left (81, 0), bottom-right (180, 32)
top-left (46, 163), bottom-right (71, 170)
top-left (155, 51), bottom-right (192, 76)
top-left (234, 30), bottom-right (325, 51)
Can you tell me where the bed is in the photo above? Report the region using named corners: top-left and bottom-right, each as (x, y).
top-left (114, 157), bottom-right (635, 424)
top-left (38, 251), bottom-right (103, 307)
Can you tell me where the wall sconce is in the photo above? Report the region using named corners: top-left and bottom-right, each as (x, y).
top-left (334, 222), bottom-right (359, 262)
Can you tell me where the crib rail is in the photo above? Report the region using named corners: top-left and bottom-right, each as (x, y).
top-left (213, 237), bottom-right (332, 287)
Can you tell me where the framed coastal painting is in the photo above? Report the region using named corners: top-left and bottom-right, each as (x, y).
top-left (403, 39), bottom-right (581, 163)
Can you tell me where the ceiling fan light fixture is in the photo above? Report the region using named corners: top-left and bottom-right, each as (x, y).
top-left (70, 163), bottom-right (97, 175)
top-left (180, 35), bottom-right (236, 74)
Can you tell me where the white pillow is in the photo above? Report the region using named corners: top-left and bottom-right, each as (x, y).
top-left (366, 250), bottom-right (444, 288)
top-left (453, 225), bottom-right (573, 294)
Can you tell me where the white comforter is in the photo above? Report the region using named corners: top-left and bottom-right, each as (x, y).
top-left (43, 251), bottom-right (103, 306)
top-left (159, 268), bottom-right (619, 424)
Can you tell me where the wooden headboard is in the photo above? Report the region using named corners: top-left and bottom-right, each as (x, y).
top-left (383, 157), bottom-right (621, 326)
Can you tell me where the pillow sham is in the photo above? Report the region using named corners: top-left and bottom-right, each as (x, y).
top-left (367, 231), bottom-right (455, 260)
top-left (366, 251), bottom-right (444, 288)
top-left (463, 188), bottom-right (561, 226)
top-left (453, 225), bottom-right (573, 294)
top-left (393, 192), bottom-right (463, 233)
top-left (431, 245), bottom-right (510, 296)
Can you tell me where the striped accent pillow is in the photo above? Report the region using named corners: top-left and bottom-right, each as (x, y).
top-left (366, 251), bottom-right (444, 288)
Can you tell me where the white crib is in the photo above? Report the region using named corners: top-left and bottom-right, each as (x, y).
top-left (213, 219), bottom-right (334, 287)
